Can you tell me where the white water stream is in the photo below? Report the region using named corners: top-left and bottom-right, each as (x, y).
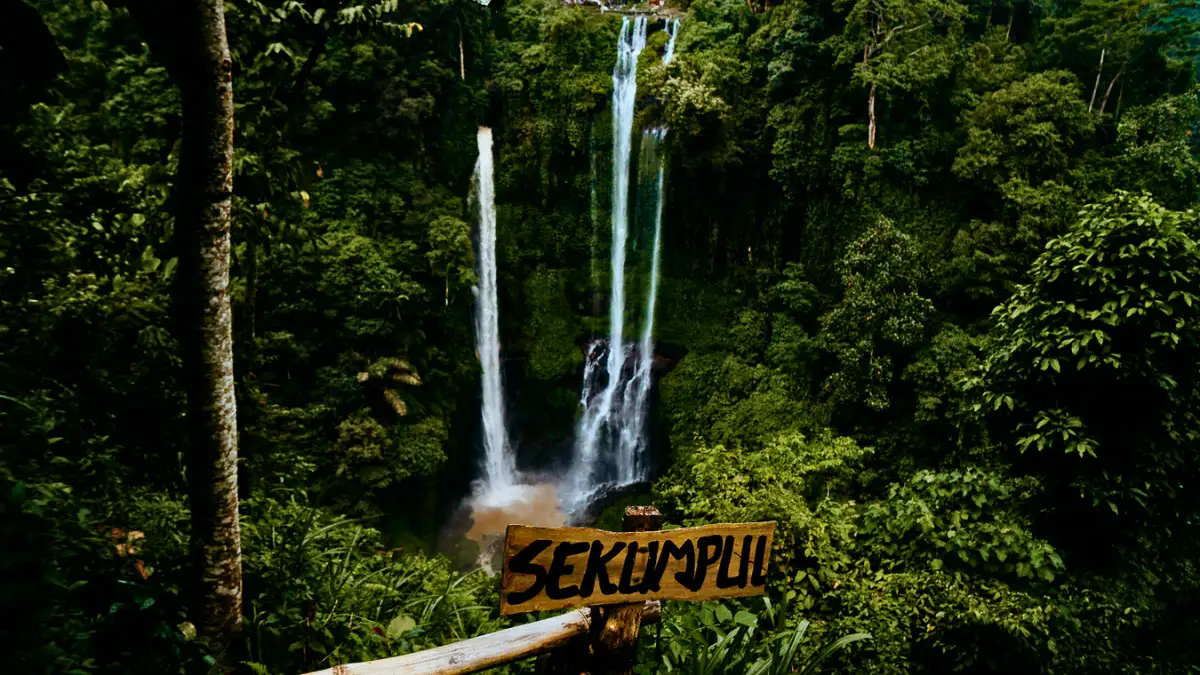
top-left (473, 127), bottom-right (516, 494)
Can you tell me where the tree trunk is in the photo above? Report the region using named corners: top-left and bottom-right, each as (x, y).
top-left (867, 82), bottom-right (877, 149)
top-left (1099, 64), bottom-right (1125, 116)
top-left (99, 0), bottom-right (243, 647)
top-left (457, 14), bottom-right (466, 81)
top-left (1005, 6), bottom-right (1013, 41)
top-left (173, 0), bottom-right (243, 656)
top-left (1089, 48), bottom-right (1106, 113)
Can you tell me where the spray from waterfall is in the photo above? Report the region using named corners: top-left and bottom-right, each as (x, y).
top-left (473, 127), bottom-right (515, 493)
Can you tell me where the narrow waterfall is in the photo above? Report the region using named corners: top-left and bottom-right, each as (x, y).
top-left (467, 128), bottom-right (567, 573)
top-left (612, 22), bottom-right (679, 484)
top-left (615, 127), bottom-right (666, 484)
top-left (473, 127), bottom-right (516, 493)
top-left (565, 15), bottom-right (649, 513)
top-left (663, 18), bottom-right (680, 64)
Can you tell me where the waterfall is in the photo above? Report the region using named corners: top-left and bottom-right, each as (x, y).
top-left (615, 127), bottom-right (666, 484)
top-left (467, 129), bottom-right (569, 567)
top-left (473, 127), bottom-right (516, 493)
top-left (565, 15), bottom-right (648, 513)
top-left (663, 18), bottom-right (680, 64)
top-left (613, 23), bottom-right (679, 482)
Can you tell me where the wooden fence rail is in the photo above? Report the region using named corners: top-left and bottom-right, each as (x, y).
top-left (302, 601), bottom-right (661, 675)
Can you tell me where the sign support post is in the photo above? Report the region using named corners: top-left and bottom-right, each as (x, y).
top-left (537, 506), bottom-right (664, 675)
top-left (594, 506), bottom-right (663, 674)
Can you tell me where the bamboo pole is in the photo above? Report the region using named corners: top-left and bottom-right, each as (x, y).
top-left (302, 602), bottom-right (661, 675)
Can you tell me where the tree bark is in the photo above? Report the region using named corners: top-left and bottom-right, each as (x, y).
top-left (457, 13), bottom-right (466, 81)
top-left (1089, 47), bottom-right (1106, 113)
top-left (114, 0), bottom-right (244, 656)
top-left (862, 40), bottom-right (876, 150)
top-left (868, 82), bottom-right (877, 149)
top-left (1099, 63), bottom-right (1126, 116)
top-left (177, 0), bottom-right (242, 656)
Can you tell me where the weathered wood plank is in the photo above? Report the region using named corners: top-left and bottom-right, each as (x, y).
top-left (301, 602), bottom-right (660, 675)
top-left (501, 521), bottom-right (775, 615)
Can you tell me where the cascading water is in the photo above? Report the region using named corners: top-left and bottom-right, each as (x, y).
top-left (663, 17), bottom-right (680, 64)
top-left (565, 15), bottom-right (649, 514)
top-left (466, 128), bottom-right (566, 573)
top-left (615, 127), bottom-right (666, 485)
top-left (612, 22), bottom-right (678, 485)
top-left (473, 127), bottom-right (516, 495)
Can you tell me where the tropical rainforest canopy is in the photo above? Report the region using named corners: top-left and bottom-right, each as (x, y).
top-left (3, 0), bottom-right (1200, 673)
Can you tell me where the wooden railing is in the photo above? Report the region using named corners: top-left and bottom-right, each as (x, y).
top-left (304, 507), bottom-right (670, 675)
top-left (302, 600), bottom-right (660, 675)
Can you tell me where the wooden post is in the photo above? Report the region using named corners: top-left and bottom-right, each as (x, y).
top-left (535, 506), bottom-right (663, 675)
top-left (594, 506), bottom-right (663, 674)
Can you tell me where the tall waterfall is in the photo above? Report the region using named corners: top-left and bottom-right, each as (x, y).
top-left (615, 127), bottom-right (666, 484)
top-left (473, 127), bottom-right (516, 494)
top-left (614, 22), bottom-right (678, 482)
top-left (565, 15), bottom-right (649, 513)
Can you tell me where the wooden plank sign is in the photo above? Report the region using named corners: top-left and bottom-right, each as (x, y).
top-left (500, 521), bottom-right (776, 615)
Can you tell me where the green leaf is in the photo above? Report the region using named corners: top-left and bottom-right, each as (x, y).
top-left (387, 614), bottom-right (416, 638)
top-left (714, 604), bottom-right (733, 624)
top-left (141, 245), bottom-right (161, 273)
top-left (734, 610), bottom-right (758, 628)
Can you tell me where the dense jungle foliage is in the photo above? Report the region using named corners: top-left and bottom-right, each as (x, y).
top-left (3, 0), bottom-right (1200, 672)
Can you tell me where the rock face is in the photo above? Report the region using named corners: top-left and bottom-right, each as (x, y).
top-left (570, 480), bottom-right (654, 525)
top-left (576, 341), bottom-right (680, 375)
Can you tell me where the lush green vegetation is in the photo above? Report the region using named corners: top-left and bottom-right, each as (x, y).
top-left (3, 0), bottom-right (1200, 673)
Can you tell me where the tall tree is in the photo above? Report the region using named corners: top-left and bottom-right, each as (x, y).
top-left (828, 0), bottom-right (966, 148)
top-left (105, 0), bottom-right (242, 656)
top-left (1044, 0), bottom-right (1196, 115)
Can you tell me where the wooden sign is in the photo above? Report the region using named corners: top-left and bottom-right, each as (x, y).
top-left (500, 521), bottom-right (776, 615)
